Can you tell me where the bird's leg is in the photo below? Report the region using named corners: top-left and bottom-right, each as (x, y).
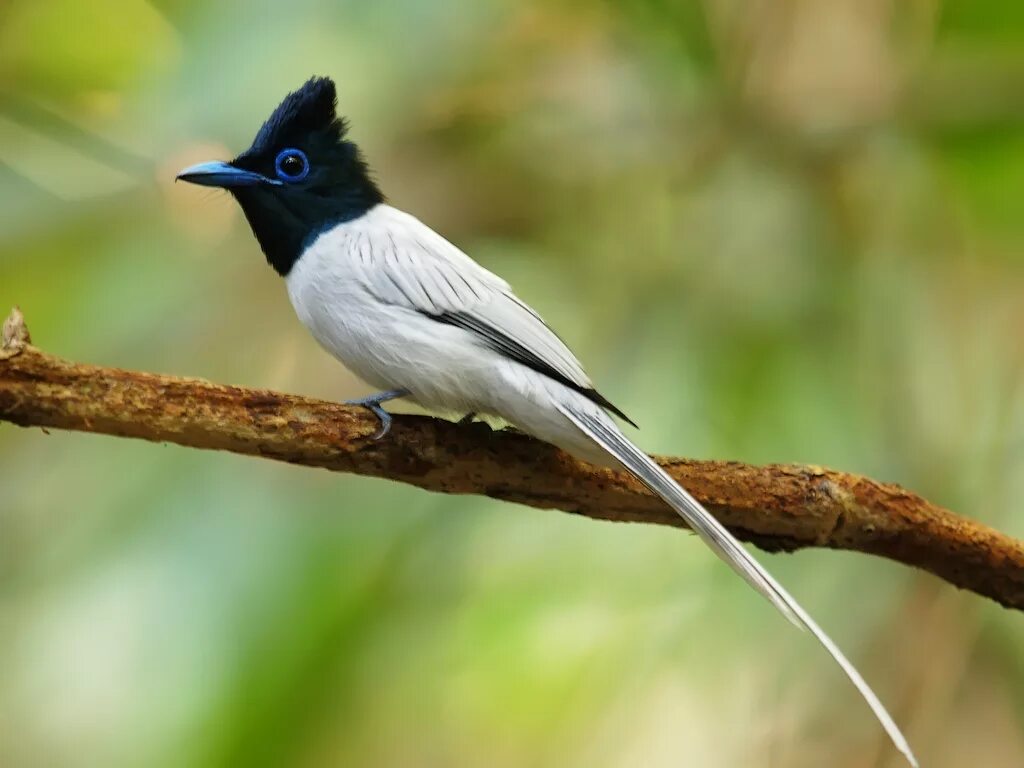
top-left (344, 389), bottom-right (410, 440)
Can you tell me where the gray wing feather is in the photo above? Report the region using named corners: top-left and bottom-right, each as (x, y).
top-left (358, 212), bottom-right (634, 422)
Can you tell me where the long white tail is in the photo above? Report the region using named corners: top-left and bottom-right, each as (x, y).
top-left (557, 401), bottom-right (918, 768)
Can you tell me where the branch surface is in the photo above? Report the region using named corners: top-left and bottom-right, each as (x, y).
top-left (2, 308), bottom-right (1022, 611)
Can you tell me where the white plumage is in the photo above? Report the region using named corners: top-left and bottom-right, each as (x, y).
top-left (288, 204), bottom-right (610, 460)
top-left (177, 73), bottom-right (916, 766)
top-left (286, 203), bottom-right (917, 768)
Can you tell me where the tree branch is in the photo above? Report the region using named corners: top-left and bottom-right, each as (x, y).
top-left (2, 307), bottom-right (1022, 610)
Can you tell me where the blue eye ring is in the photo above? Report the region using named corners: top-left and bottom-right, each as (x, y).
top-left (274, 148), bottom-right (310, 182)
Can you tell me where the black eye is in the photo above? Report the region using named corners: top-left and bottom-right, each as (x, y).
top-left (274, 148), bottom-right (309, 182)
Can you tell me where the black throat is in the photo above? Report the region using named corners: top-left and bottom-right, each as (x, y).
top-left (230, 175), bottom-right (384, 276)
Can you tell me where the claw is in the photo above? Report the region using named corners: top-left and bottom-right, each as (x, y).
top-left (366, 403), bottom-right (393, 439)
top-left (344, 388), bottom-right (409, 440)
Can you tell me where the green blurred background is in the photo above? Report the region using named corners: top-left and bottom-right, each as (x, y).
top-left (1, 1), bottom-right (1023, 766)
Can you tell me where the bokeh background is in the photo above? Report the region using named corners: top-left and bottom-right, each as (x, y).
top-left (2, 1), bottom-right (1023, 766)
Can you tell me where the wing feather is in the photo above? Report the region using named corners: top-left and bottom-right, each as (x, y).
top-left (356, 206), bottom-right (635, 426)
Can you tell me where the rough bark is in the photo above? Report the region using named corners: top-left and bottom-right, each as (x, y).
top-left (2, 307), bottom-right (1022, 610)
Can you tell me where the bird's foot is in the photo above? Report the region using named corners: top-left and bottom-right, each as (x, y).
top-left (344, 389), bottom-right (409, 440)
top-left (458, 412), bottom-right (477, 425)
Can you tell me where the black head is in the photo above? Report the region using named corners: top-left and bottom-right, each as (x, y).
top-left (177, 77), bottom-right (384, 276)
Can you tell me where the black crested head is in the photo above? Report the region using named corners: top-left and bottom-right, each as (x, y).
top-left (247, 76), bottom-right (346, 160)
top-left (177, 76), bottom-right (384, 276)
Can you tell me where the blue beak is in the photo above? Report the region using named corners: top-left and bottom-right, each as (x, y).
top-left (176, 160), bottom-right (279, 188)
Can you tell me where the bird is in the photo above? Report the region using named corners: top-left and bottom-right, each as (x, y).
top-left (177, 76), bottom-right (917, 766)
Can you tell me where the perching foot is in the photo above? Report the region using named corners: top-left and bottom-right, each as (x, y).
top-left (345, 388), bottom-right (409, 440)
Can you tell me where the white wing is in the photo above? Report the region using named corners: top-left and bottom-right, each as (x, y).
top-left (353, 205), bottom-right (634, 422)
